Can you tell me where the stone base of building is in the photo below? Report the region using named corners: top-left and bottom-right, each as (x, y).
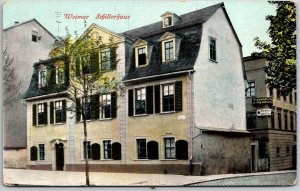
top-left (27, 164), bottom-right (52, 170)
top-left (65, 164), bottom-right (191, 175)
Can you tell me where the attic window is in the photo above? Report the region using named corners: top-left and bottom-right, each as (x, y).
top-left (32, 30), bottom-right (38, 42)
top-left (133, 39), bottom-right (148, 68)
top-left (138, 47), bottom-right (146, 66)
top-left (38, 67), bottom-right (47, 88)
top-left (164, 16), bottom-right (172, 27)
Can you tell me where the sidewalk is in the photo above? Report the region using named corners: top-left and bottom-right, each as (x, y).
top-left (3, 168), bottom-right (296, 186)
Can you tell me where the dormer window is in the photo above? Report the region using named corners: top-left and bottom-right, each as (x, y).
top-left (159, 32), bottom-right (177, 62)
top-left (161, 12), bottom-right (181, 28)
top-left (164, 16), bottom-right (172, 27)
top-left (38, 67), bottom-right (47, 88)
top-left (133, 39), bottom-right (148, 68)
top-left (138, 47), bottom-right (146, 66)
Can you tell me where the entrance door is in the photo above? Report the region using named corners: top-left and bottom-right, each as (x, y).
top-left (292, 145), bottom-right (296, 170)
top-left (56, 143), bottom-right (64, 171)
top-left (251, 144), bottom-right (257, 172)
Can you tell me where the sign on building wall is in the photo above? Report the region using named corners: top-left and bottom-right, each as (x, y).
top-left (256, 109), bottom-right (272, 116)
top-left (252, 97), bottom-right (273, 105)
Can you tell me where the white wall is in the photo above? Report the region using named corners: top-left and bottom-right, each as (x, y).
top-left (193, 8), bottom-right (246, 130)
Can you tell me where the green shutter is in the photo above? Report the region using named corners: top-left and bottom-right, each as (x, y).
top-left (90, 95), bottom-right (99, 120)
top-left (128, 89), bottom-right (133, 117)
top-left (154, 85), bottom-right (161, 113)
top-left (175, 81), bottom-right (183, 112)
top-left (32, 104), bottom-right (37, 126)
top-left (110, 49), bottom-right (117, 70)
top-left (76, 98), bottom-right (81, 122)
top-left (43, 102), bottom-right (48, 125)
top-left (90, 50), bottom-right (99, 73)
top-left (146, 86), bottom-right (153, 114)
top-left (62, 100), bottom-right (67, 122)
top-left (75, 57), bottom-right (80, 77)
top-left (111, 92), bottom-right (117, 118)
top-left (50, 102), bottom-right (54, 124)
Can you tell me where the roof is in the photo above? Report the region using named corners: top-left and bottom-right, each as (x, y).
top-left (122, 2), bottom-right (224, 41)
top-left (4, 18), bottom-right (57, 39)
top-left (22, 56), bottom-right (69, 100)
top-left (243, 52), bottom-right (268, 61)
top-left (122, 3), bottom-right (225, 81)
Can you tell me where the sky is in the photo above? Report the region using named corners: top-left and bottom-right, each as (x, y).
top-left (3, 0), bottom-right (276, 56)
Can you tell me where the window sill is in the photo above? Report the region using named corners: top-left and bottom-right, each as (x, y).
top-left (160, 159), bottom-right (177, 161)
top-left (136, 64), bottom-right (149, 68)
top-left (36, 160), bottom-right (46, 163)
top-left (160, 111), bottom-right (176, 115)
top-left (53, 122), bottom-right (65, 126)
top-left (37, 124), bottom-right (46, 127)
top-left (133, 159), bottom-right (149, 161)
top-left (133, 114), bottom-right (148, 117)
top-left (209, 59), bottom-right (218, 63)
top-left (163, 59), bottom-right (175, 63)
top-left (99, 118), bottom-right (113, 121)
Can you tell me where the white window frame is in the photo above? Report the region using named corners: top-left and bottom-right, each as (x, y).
top-left (55, 100), bottom-right (63, 124)
top-left (161, 83), bottom-right (175, 113)
top-left (103, 140), bottom-right (112, 160)
top-left (56, 66), bottom-right (65, 84)
top-left (162, 16), bottom-right (173, 28)
top-left (37, 103), bottom-right (45, 126)
top-left (100, 49), bottom-right (111, 70)
top-left (134, 87), bottom-right (146, 116)
top-left (82, 140), bottom-right (92, 160)
top-left (38, 68), bottom-right (47, 88)
top-left (100, 94), bottom-right (112, 120)
top-left (246, 81), bottom-right (256, 97)
top-left (208, 36), bottom-right (217, 62)
top-left (38, 143), bottom-right (45, 161)
top-left (135, 46), bottom-right (148, 67)
top-left (136, 138), bottom-right (147, 160)
top-left (164, 137), bottom-right (176, 159)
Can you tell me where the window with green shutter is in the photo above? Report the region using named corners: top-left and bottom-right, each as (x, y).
top-left (32, 104), bottom-right (37, 126)
top-left (128, 89), bottom-right (134, 117)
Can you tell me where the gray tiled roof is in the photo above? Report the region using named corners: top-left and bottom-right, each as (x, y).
top-left (122, 3), bottom-right (224, 81)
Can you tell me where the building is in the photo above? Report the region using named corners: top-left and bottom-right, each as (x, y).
top-left (23, 3), bottom-right (251, 175)
top-left (244, 54), bottom-right (297, 172)
top-left (3, 19), bottom-right (56, 149)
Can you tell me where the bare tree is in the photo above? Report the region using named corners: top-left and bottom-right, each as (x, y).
top-left (3, 48), bottom-right (21, 109)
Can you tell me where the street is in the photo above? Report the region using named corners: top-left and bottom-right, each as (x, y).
top-left (3, 168), bottom-right (296, 187)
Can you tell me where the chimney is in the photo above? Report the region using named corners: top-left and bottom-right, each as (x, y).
top-left (14, 21), bottom-right (19, 25)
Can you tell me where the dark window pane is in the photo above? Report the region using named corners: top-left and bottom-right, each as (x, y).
top-left (137, 139), bottom-right (146, 159)
top-left (164, 138), bottom-right (175, 159)
top-left (104, 141), bottom-right (112, 159)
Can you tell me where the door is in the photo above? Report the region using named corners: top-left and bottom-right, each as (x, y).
top-left (56, 143), bottom-right (64, 171)
top-left (251, 144), bottom-right (257, 172)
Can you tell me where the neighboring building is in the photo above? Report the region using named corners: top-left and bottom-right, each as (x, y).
top-left (23, 3), bottom-right (251, 175)
top-left (3, 19), bottom-right (56, 149)
top-left (244, 54), bottom-right (297, 172)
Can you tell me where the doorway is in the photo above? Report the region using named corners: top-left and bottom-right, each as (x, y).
top-left (55, 143), bottom-right (64, 171)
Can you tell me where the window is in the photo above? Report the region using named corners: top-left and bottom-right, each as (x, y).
top-left (162, 84), bottom-right (175, 112)
top-left (286, 146), bottom-right (290, 155)
top-left (271, 111), bottom-right (275, 128)
top-left (30, 146), bottom-right (38, 161)
top-left (290, 113), bottom-right (294, 131)
top-left (276, 89), bottom-right (281, 100)
top-left (246, 82), bottom-right (255, 97)
top-left (164, 16), bottom-right (172, 27)
top-left (289, 92), bottom-right (293, 103)
top-left (164, 41), bottom-right (174, 61)
top-left (164, 138), bottom-right (175, 159)
top-left (135, 88), bottom-right (146, 115)
top-left (56, 66), bottom-right (64, 84)
top-left (103, 140), bottom-right (112, 159)
top-left (269, 87), bottom-right (273, 97)
top-left (32, 30), bottom-right (38, 42)
top-left (38, 103), bottom-right (45, 125)
top-left (278, 111), bottom-right (282, 129)
top-left (39, 144), bottom-right (45, 160)
top-left (38, 68), bottom-right (47, 87)
top-left (55, 101), bottom-right (64, 123)
top-left (82, 55), bottom-right (92, 74)
top-left (101, 50), bottom-right (111, 70)
top-left (83, 141), bottom-right (92, 159)
top-left (101, 94), bottom-right (111, 119)
top-left (209, 37), bottom-right (216, 61)
top-left (276, 147), bottom-right (280, 156)
top-left (137, 139), bottom-right (147, 159)
top-left (137, 47), bottom-right (146, 66)
top-left (284, 112), bottom-right (288, 130)
top-left (246, 112), bottom-right (256, 129)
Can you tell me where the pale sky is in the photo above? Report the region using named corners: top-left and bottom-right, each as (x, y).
top-left (3, 0), bottom-right (276, 56)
